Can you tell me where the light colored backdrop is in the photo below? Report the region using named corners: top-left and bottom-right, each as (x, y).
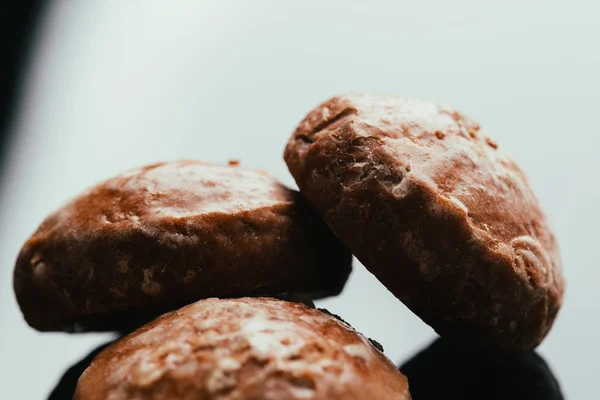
top-left (1, 1), bottom-right (598, 398)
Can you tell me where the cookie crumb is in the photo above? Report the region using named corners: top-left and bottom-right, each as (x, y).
top-left (485, 137), bottom-right (498, 149)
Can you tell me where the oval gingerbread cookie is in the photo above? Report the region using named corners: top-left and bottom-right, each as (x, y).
top-left (285, 94), bottom-right (564, 351)
top-left (14, 161), bottom-right (352, 332)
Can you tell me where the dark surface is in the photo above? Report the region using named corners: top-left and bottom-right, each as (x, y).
top-left (400, 338), bottom-right (563, 400)
top-left (0, 1), bottom-right (47, 168)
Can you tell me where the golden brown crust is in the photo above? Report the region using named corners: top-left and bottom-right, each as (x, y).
top-left (13, 161), bottom-right (352, 332)
top-left (74, 297), bottom-right (410, 400)
top-left (284, 94), bottom-right (564, 351)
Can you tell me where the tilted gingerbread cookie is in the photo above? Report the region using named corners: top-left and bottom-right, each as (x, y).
top-left (74, 297), bottom-right (410, 400)
top-left (14, 161), bottom-right (351, 332)
top-left (284, 94), bottom-right (564, 351)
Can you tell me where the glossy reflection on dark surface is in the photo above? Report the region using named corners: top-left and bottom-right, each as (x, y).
top-left (47, 340), bottom-right (115, 400)
top-left (399, 339), bottom-right (563, 400)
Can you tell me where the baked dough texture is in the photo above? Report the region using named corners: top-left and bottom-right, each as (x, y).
top-left (75, 297), bottom-right (410, 400)
top-left (14, 161), bottom-right (352, 332)
top-left (285, 94), bottom-right (564, 351)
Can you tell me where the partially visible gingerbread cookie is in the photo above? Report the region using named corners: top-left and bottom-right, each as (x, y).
top-left (75, 297), bottom-right (410, 400)
top-left (285, 94), bottom-right (564, 351)
top-left (14, 161), bottom-right (352, 332)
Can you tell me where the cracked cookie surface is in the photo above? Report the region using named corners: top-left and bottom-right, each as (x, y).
top-left (14, 161), bottom-right (352, 332)
top-left (74, 297), bottom-right (410, 400)
top-left (284, 94), bottom-right (564, 351)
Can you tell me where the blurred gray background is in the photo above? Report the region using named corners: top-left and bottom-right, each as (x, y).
top-left (0, 1), bottom-right (598, 398)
